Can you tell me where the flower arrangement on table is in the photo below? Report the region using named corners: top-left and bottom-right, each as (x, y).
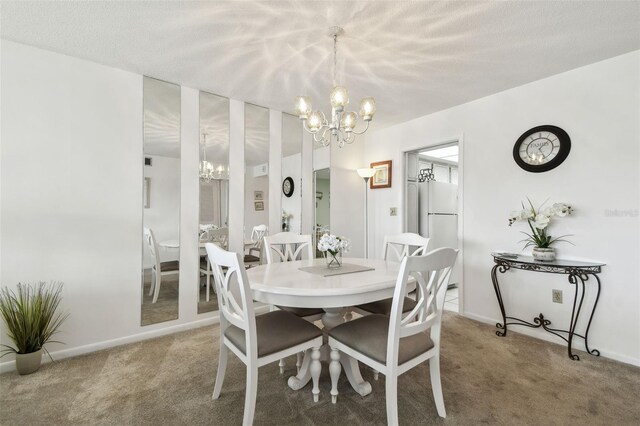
top-left (508, 198), bottom-right (573, 261)
top-left (317, 233), bottom-right (351, 269)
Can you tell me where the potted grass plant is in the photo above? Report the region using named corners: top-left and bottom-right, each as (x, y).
top-left (0, 281), bottom-right (68, 375)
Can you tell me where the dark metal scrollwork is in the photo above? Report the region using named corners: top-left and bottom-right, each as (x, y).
top-left (490, 254), bottom-right (603, 361)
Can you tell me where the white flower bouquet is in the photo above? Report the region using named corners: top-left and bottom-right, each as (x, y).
top-left (509, 199), bottom-right (573, 251)
top-left (317, 233), bottom-right (351, 268)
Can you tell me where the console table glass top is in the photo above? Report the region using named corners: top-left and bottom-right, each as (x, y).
top-left (492, 253), bottom-right (605, 271)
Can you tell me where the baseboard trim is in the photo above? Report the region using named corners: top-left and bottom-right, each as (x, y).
top-left (0, 305), bottom-right (271, 374)
top-left (462, 312), bottom-right (640, 367)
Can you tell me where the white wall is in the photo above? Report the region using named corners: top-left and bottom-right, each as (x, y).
top-left (365, 51), bottom-right (640, 365)
top-left (0, 41), bottom-right (144, 362)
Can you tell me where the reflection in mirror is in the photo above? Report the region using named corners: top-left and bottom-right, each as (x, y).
top-left (142, 76), bottom-right (180, 326)
top-left (244, 104), bottom-right (270, 266)
top-left (198, 92), bottom-right (229, 314)
top-left (314, 168), bottom-right (330, 257)
top-left (281, 113), bottom-right (302, 234)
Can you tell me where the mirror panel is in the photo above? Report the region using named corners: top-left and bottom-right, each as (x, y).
top-left (281, 113), bottom-right (302, 234)
top-left (244, 104), bottom-right (270, 264)
top-left (198, 91), bottom-right (229, 314)
top-left (313, 140), bottom-right (331, 257)
top-left (142, 76), bottom-right (181, 326)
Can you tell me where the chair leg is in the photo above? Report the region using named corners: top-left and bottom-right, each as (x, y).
top-left (212, 344), bottom-right (228, 400)
top-left (329, 347), bottom-right (341, 404)
top-left (310, 347), bottom-right (321, 402)
top-left (152, 272), bottom-right (161, 303)
top-left (429, 356), bottom-right (447, 418)
top-left (385, 374), bottom-right (399, 426)
top-left (296, 351), bottom-right (303, 374)
top-left (278, 358), bottom-right (285, 374)
top-left (243, 365), bottom-right (259, 426)
top-left (148, 269), bottom-right (155, 296)
top-left (373, 369), bottom-right (379, 380)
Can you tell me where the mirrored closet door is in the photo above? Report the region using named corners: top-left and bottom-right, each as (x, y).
top-left (244, 104), bottom-right (270, 266)
top-left (313, 141), bottom-right (331, 257)
top-left (281, 113), bottom-right (302, 234)
top-left (142, 76), bottom-right (181, 326)
top-left (197, 92), bottom-right (229, 314)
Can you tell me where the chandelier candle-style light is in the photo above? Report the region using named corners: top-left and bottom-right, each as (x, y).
top-left (294, 27), bottom-right (376, 148)
top-left (199, 134), bottom-right (228, 182)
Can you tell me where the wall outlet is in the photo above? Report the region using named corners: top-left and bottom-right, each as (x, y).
top-left (390, 207), bottom-right (397, 216)
top-left (552, 289), bottom-right (563, 304)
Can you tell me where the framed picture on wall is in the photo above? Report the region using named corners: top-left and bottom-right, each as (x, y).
top-left (254, 191), bottom-right (264, 200)
top-left (370, 160), bottom-right (392, 189)
top-left (254, 201), bottom-right (264, 211)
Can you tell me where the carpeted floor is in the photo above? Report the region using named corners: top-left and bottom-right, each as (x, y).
top-left (2, 312), bottom-right (639, 425)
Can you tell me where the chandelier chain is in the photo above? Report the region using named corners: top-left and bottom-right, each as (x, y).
top-left (333, 33), bottom-right (337, 86)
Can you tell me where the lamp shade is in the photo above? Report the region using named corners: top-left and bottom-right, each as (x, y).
top-left (294, 96), bottom-right (312, 119)
top-left (357, 168), bottom-right (377, 178)
top-left (359, 97), bottom-right (376, 121)
top-left (330, 86), bottom-right (349, 109)
top-left (341, 111), bottom-right (357, 131)
top-left (307, 111), bottom-right (323, 133)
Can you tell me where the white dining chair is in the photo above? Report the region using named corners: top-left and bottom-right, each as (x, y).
top-left (245, 224), bottom-right (268, 266)
top-left (200, 227), bottom-right (229, 302)
top-left (264, 232), bottom-right (324, 373)
top-left (205, 242), bottom-right (323, 426)
top-left (144, 227), bottom-right (179, 304)
top-left (328, 248), bottom-right (458, 424)
top-left (354, 233), bottom-right (430, 316)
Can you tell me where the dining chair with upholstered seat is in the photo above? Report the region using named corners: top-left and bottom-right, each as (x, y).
top-left (264, 232), bottom-right (325, 373)
top-left (144, 227), bottom-right (180, 304)
top-left (205, 242), bottom-right (323, 425)
top-left (244, 224), bottom-right (268, 267)
top-left (354, 233), bottom-right (430, 317)
top-left (328, 248), bottom-right (458, 424)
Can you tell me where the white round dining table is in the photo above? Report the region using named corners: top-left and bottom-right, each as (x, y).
top-left (246, 257), bottom-right (404, 397)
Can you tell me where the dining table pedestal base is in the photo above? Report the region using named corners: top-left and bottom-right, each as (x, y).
top-left (287, 308), bottom-right (372, 397)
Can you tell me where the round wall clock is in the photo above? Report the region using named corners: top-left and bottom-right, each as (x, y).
top-left (282, 176), bottom-right (294, 197)
top-left (513, 125), bottom-right (571, 173)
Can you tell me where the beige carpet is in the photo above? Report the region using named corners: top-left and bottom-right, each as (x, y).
top-left (2, 312), bottom-right (639, 425)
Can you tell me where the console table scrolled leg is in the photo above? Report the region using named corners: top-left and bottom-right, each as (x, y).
top-left (491, 263), bottom-right (509, 337)
top-left (567, 272), bottom-right (587, 361)
top-left (583, 273), bottom-right (601, 356)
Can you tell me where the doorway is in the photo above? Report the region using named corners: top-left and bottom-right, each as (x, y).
top-left (314, 168), bottom-right (330, 257)
top-left (405, 141), bottom-right (462, 313)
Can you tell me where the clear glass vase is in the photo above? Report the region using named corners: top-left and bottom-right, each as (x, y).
top-left (324, 250), bottom-right (342, 269)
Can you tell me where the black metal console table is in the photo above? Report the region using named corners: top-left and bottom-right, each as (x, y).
top-left (491, 253), bottom-right (605, 360)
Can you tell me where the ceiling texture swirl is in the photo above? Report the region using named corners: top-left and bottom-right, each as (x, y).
top-left (2, 1), bottom-right (639, 132)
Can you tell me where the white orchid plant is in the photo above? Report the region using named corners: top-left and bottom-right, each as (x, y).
top-left (317, 233), bottom-right (351, 255)
top-left (508, 199), bottom-right (573, 249)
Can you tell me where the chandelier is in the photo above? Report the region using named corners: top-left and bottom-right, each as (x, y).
top-left (294, 27), bottom-right (376, 148)
top-left (199, 134), bottom-right (229, 182)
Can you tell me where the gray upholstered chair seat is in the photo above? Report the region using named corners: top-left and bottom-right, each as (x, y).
top-left (225, 310), bottom-right (323, 357)
top-left (357, 296), bottom-right (417, 316)
top-left (328, 314), bottom-right (434, 365)
top-left (160, 260), bottom-right (179, 272)
top-left (277, 306), bottom-right (325, 317)
top-left (244, 254), bottom-right (260, 263)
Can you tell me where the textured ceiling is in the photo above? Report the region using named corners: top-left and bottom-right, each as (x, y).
top-left (2, 1), bottom-right (639, 130)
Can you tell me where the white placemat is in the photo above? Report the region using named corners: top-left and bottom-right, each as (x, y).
top-left (299, 263), bottom-right (375, 277)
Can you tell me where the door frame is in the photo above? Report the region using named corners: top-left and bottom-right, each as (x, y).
top-left (401, 134), bottom-right (464, 314)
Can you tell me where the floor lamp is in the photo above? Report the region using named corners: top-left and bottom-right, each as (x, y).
top-left (357, 168), bottom-right (376, 258)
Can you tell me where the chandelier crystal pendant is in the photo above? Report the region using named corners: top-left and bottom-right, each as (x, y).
top-left (199, 134), bottom-right (229, 182)
top-left (294, 27), bottom-right (376, 148)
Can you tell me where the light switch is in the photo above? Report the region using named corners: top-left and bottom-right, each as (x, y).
top-left (390, 207), bottom-right (397, 216)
